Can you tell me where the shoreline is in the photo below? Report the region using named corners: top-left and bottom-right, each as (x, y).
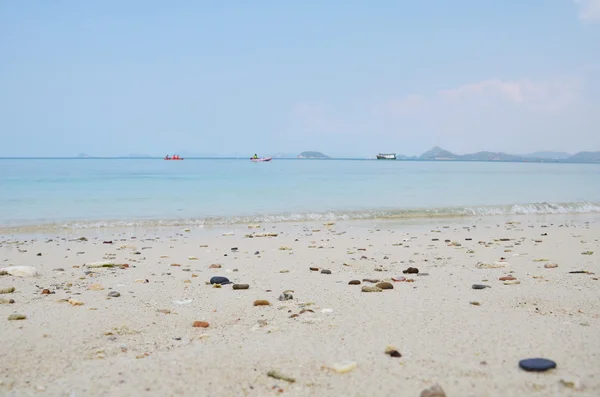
top-left (2, 201), bottom-right (600, 237)
top-left (1, 212), bottom-right (599, 396)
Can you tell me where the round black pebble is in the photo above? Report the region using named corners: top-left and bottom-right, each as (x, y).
top-left (519, 358), bottom-right (557, 372)
top-left (210, 276), bottom-right (231, 285)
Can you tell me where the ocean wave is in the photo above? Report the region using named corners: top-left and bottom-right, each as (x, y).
top-left (1, 201), bottom-right (599, 233)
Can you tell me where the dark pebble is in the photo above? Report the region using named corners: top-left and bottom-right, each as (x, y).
top-left (472, 284), bottom-right (490, 290)
top-left (210, 276), bottom-right (231, 285)
top-left (231, 247), bottom-right (238, 252)
top-left (402, 267), bottom-right (419, 274)
top-left (321, 269), bottom-right (331, 275)
top-left (37, 253), bottom-right (42, 256)
top-left (519, 358), bottom-right (557, 372)
top-left (108, 291), bottom-right (121, 298)
top-left (348, 280), bottom-right (361, 285)
top-left (233, 284), bottom-right (249, 290)
top-left (254, 251), bottom-right (260, 255)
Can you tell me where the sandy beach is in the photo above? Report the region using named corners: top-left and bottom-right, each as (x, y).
top-left (1, 215), bottom-right (599, 397)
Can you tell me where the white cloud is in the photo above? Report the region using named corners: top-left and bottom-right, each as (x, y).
top-left (574, 0), bottom-right (600, 22)
top-left (381, 78), bottom-right (582, 114)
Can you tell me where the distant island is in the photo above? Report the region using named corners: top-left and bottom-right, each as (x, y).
top-left (389, 147), bottom-right (600, 163)
top-left (297, 151), bottom-right (330, 159)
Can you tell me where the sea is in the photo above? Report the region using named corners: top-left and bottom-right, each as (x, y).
top-left (1, 158), bottom-right (600, 231)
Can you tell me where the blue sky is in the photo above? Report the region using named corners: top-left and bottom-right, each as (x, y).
top-left (1, 0), bottom-right (599, 157)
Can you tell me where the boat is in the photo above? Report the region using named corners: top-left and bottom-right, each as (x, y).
top-left (164, 155), bottom-right (184, 160)
top-left (376, 153), bottom-right (396, 160)
top-left (250, 157), bottom-right (272, 162)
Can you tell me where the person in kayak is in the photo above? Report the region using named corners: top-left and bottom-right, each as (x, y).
top-left (253, 154), bottom-right (258, 159)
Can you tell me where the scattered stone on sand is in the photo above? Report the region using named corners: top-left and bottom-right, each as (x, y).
top-left (41, 289), bottom-right (51, 295)
top-left (321, 269), bottom-right (331, 274)
top-left (309, 267), bottom-right (319, 271)
top-left (477, 262), bottom-right (506, 269)
top-left (278, 290), bottom-right (293, 301)
top-left (391, 276), bottom-right (406, 282)
top-left (504, 280), bottom-right (521, 285)
top-left (472, 284), bottom-right (490, 290)
top-left (192, 321), bottom-right (209, 328)
top-left (499, 276), bottom-right (516, 281)
top-left (375, 282), bottom-right (393, 290)
top-left (470, 301), bottom-right (481, 306)
top-left (0, 266), bottom-right (39, 277)
top-left (254, 251), bottom-right (260, 255)
top-left (231, 284), bottom-right (249, 290)
top-left (581, 251), bottom-right (593, 255)
top-left (87, 284), bottom-right (105, 291)
top-left (363, 278), bottom-right (380, 283)
top-left (254, 299), bottom-right (271, 306)
top-left (544, 263), bottom-right (558, 268)
top-left (0, 270), bottom-right (7, 276)
top-left (107, 291), bottom-right (121, 298)
top-left (385, 346), bottom-right (402, 357)
top-left (361, 286), bottom-right (382, 292)
top-left (8, 314), bottom-right (27, 321)
top-left (519, 358), bottom-right (557, 372)
top-left (267, 370), bottom-right (295, 383)
top-left (68, 299), bottom-right (84, 306)
top-left (0, 287), bottom-right (15, 294)
top-left (0, 298), bottom-right (15, 304)
top-left (209, 276), bottom-right (231, 285)
top-left (420, 384), bottom-right (447, 397)
top-left (348, 280), bottom-right (361, 285)
top-left (329, 361), bottom-right (357, 373)
top-left (208, 264), bottom-right (221, 269)
top-left (402, 267), bottom-right (419, 274)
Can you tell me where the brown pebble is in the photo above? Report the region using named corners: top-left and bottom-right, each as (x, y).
top-left (209, 264), bottom-right (221, 269)
top-left (385, 346), bottom-right (402, 357)
top-left (8, 314), bottom-right (27, 321)
top-left (499, 276), bottom-right (516, 281)
top-left (254, 300), bottom-right (271, 306)
top-left (233, 284), bottom-right (249, 290)
top-left (403, 267), bottom-right (419, 274)
top-left (420, 384), bottom-right (446, 397)
top-left (0, 287), bottom-right (15, 294)
top-left (375, 282), bottom-right (393, 290)
top-left (170, 264), bottom-right (181, 267)
top-left (309, 267), bottom-right (319, 271)
top-left (544, 263), bottom-right (558, 268)
top-left (348, 280), bottom-right (361, 285)
top-left (192, 321), bottom-right (209, 328)
top-left (41, 289), bottom-right (51, 295)
top-left (362, 278), bottom-right (380, 283)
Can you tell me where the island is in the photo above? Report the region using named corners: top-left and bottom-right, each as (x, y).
top-left (413, 147), bottom-right (600, 163)
top-left (297, 151), bottom-right (331, 159)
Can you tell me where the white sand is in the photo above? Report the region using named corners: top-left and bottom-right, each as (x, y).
top-left (1, 215), bottom-right (599, 396)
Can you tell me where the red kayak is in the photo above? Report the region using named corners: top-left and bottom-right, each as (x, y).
top-left (164, 156), bottom-right (184, 160)
top-left (250, 157), bottom-right (272, 162)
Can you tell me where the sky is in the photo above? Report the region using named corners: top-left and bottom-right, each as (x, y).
top-left (0, 0), bottom-right (599, 157)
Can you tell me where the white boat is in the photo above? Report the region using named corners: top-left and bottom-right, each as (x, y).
top-left (376, 153), bottom-right (396, 160)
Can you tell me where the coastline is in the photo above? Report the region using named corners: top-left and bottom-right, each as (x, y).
top-left (1, 213), bottom-right (599, 396)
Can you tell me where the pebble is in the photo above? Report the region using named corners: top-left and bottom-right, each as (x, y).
top-left (420, 384), bottom-right (446, 397)
top-left (253, 299), bottom-right (271, 306)
top-left (41, 289), bottom-right (51, 295)
top-left (402, 267), bottom-right (419, 274)
top-left (87, 284), bottom-right (105, 291)
top-left (232, 284), bottom-right (249, 290)
top-left (210, 276), bottom-right (231, 285)
top-left (348, 280), bottom-right (361, 285)
top-left (68, 299), bottom-right (84, 306)
top-left (321, 269), bottom-right (331, 274)
top-left (267, 370), bottom-right (295, 383)
top-left (544, 263), bottom-right (558, 268)
top-left (391, 276), bottom-right (406, 282)
top-left (472, 284), bottom-right (490, 290)
top-left (108, 291), bottom-right (121, 298)
top-left (8, 314), bottom-right (26, 321)
top-left (504, 280), bottom-right (521, 285)
top-left (254, 251), bottom-right (260, 255)
top-left (470, 301), bottom-right (481, 306)
top-left (0, 287), bottom-right (15, 294)
top-left (0, 298), bottom-right (15, 304)
top-left (278, 291), bottom-right (293, 301)
top-left (361, 286), bottom-right (382, 292)
top-left (519, 358), bottom-right (557, 372)
top-left (309, 267), bottom-right (319, 271)
top-left (363, 278), bottom-right (380, 283)
top-left (0, 270), bottom-right (7, 276)
top-left (385, 346), bottom-right (401, 357)
top-left (330, 361), bottom-right (357, 373)
top-left (192, 321), bottom-right (209, 328)
top-left (209, 264), bottom-right (221, 269)
top-left (499, 276), bottom-right (516, 281)
top-left (375, 282), bottom-right (393, 290)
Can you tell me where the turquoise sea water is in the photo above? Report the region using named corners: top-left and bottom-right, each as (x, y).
top-left (1, 159), bottom-right (599, 229)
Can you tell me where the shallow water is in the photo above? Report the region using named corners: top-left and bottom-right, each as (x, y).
top-left (1, 158), bottom-right (599, 228)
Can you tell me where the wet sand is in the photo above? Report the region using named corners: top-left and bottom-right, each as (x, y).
top-left (1, 215), bottom-right (599, 397)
